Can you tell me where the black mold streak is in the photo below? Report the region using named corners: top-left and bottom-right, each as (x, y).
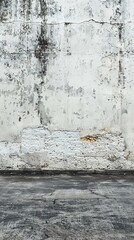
top-left (118, 0), bottom-right (124, 88)
top-left (20, 0), bottom-right (32, 20)
top-left (34, 0), bottom-right (56, 125)
top-left (35, 28), bottom-right (49, 76)
top-left (34, 0), bottom-right (51, 125)
top-left (0, 0), bottom-right (8, 8)
top-left (34, 83), bottom-right (42, 114)
top-left (18, 117), bottom-right (21, 122)
top-left (47, 0), bottom-right (61, 16)
top-left (0, 0), bottom-right (9, 21)
top-left (0, 0), bottom-right (3, 7)
top-left (26, 0), bottom-right (32, 17)
top-left (118, 23), bottom-right (123, 42)
top-left (35, 0), bottom-right (49, 76)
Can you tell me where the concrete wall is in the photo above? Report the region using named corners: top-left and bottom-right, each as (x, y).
top-left (0, 0), bottom-right (134, 170)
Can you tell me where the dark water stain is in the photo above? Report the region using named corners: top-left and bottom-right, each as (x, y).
top-left (0, 0), bottom-right (8, 8)
top-left (47, 0), bottom-right (61, 17)
top-left (35, 26), bottom-right (50, 76)
top-left (34, 83), bottom-right (42, 114)
top-left (39, 102), bottom-right (52, 125)
top-left (118, 0), bottom-right (125, 88)
top-left (26, 0), bottom-right (32, 17)
top-left (34, 0), bottom-right (48, 124)
top-left (118, 26), bottom-right (125, 87)
top-left (0, 0), bottom-right (3, 7)
top-left (35, 0), bottom-right (50, 77)
top-left (18, 116), bottom-right (21, 122)
top-left (0, 0), bottom-right (10, 21)
top-left (20, 0), bottom-right (32, 20)
top-left (34, 83), bottom-right (52, 126)
top-left (34, 0), bottom-right (56, 126)
top-left (118, 24), bottom-right (123, 42)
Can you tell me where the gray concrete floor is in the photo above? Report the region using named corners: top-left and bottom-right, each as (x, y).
top-left (0, 174), bottom-right (134, 240)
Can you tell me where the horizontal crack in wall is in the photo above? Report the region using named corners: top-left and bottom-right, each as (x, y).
top-left (0, 20), bottom-right (132, 25)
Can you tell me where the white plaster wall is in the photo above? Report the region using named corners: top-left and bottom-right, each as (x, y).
top-left (0, 0), bottom-right (134, 170)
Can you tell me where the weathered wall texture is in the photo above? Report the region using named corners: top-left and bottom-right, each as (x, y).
top-left (0, 0), bottom-right (134, 170)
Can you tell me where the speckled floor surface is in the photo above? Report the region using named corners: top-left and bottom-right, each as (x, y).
top-left (0, 174), bottom-right (134, 240)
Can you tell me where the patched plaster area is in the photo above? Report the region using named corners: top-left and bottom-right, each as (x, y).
top-left (0, 127), bottom-right (134, 170)
top-left (0, 0), bottom-right (133, 170)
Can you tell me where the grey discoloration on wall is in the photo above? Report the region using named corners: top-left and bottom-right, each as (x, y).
top-left (0, 0), bottom-right (133, 169)
top-left (35, 0), bottom-right (48, 76)
top-left (0, 0), bottom-right (10, 21)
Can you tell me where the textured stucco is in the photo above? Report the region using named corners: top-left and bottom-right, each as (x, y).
top-left (0, 0), bottom-right (134, 170)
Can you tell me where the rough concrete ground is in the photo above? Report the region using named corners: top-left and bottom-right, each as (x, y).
top-left (0, 174), bottom-right (134, 240)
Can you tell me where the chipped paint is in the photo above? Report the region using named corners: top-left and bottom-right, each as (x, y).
top-left (0, 0), bottom-right (134, 170)
top-left (80, 135), bottom-right (99, 142)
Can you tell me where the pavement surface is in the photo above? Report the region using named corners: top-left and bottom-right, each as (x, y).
top-left (0, 174), bottom-right (134, 240)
